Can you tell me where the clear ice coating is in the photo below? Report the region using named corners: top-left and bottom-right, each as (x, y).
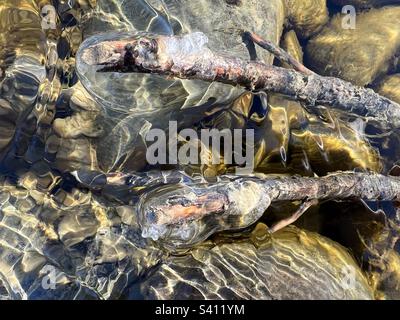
top-left (164, 32), bottom-right (211, 62)
top-left (75, 30), bottom-right (247, 172)
top-left (137, 178), bottom-right (272, 249)
top-left (76, 30), bottom-right (243, 114)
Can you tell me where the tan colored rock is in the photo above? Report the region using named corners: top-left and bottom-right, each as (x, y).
top-left (375, 74), bottom-right (400, 104)
top-left (141, 224), bottom-right (374, 299)
top-left (281, 30), bottom-right (304, 68)
top-left (255, 94), bottom-right (382, 175)
top-left (306, 7), bottom-right (400, 86)
top-left (285, 0), bottom-right (329, 39)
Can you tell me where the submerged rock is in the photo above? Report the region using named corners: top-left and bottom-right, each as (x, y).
top-left (285, 0), bottom-right (329, 39)
top-left (0, 1), bottom-right (48, 158)
top-left (306, 6), bottom-right (400, 86)
top-left (140, 224), bottom-right (374, 300)
top-left (289, 120), bottom-right (382, 175)
top-left (370, 249), bottom-right (400, 300)
top-left (375, 74), bottom-right (400, 104)
top-left (280, 30), bottom-right (304, 68)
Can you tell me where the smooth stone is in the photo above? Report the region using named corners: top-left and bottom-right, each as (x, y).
top-left (285, 0), bottom-right (329, 39)
top-left (140, 224), bottom-right (375, 300)
top-left (306, 6), bottom-right (400, 86)
top-left (375, 74), bottom-right (400, 104)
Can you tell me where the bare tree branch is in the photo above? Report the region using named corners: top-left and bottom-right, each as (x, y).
top-left (242, 31), bottom-right (313, 75)
top-left (141, 171), bottom-right (400, 247)
top-left (74, 169), bottom-right (400, 247)
top-left (80, 32), bottom-right (400, 128)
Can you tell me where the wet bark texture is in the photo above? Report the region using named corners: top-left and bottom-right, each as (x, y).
top-left (123, 171), bottom-right (400, 247)
top-left (263, 172), bottom-right (400, 202)
top-left (81, 33), bottom-right (400, 128)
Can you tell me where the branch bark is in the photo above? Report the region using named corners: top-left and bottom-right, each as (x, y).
top-left (81, 32), bottom-right (400, 128)
top-left (142, 172), bottom-right (400, 247)
top-left (242, 31), bottom-right (313, 75)
top-left (74, 169), bottom-right (400, 248)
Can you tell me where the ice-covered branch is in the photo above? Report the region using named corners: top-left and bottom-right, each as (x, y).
top-left (80, 32), bottom-right (400, 128)
top-left (139, 171), bottom-right (400, 248)
top-left (74, 169), bottom-right (400, 249)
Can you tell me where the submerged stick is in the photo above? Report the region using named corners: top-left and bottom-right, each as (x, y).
top-left (138, 172), bottom-right (400, 248)
top-left (80, 32), bottom-right (400, 128)
top-left (74, 169), bottom-right (400, 248)
top-left (269, 199), bottom-right (319, 233)
top-left (242, 31), bottom-right (313, 75)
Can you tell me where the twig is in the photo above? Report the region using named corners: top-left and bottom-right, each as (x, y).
top-left (80, 32), bottom-right (400, 128)
top-left (269, 199), bottom-right (319, 233)
top-left (242, 31), bottom-right (313, 75)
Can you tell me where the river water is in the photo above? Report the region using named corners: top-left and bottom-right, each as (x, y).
top-left (0, 0), bottom-right (399, 300)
